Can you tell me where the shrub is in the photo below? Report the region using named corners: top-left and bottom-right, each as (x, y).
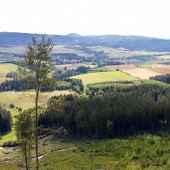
top-left (9, 104), bottom-right (15, 108)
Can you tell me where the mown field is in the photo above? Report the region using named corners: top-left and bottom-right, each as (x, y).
top-left (139, 64), bottom-right (170, 75)
top-left (104, 64), bottom-right (162, 79)
top-left (72, 71), bottom-right (138, 85)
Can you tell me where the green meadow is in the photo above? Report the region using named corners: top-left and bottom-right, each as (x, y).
top-left (72, 71), bottom-right (138, 85)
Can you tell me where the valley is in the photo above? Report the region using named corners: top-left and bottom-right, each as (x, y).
top-left (1, 33), bottom-right (170, 170)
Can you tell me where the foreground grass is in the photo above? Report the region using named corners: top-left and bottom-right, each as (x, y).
top-left (72, 71), bottom-right (137, 85)
top-left (39, 134), bottom-right (170, 170)
top-left (1, 134), bottom-right (170, 169)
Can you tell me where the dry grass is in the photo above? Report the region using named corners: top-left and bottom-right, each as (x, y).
top-left (139, 64), bottom-right (170, 75)
top-left (0, 90), bottom-right (73, 110)
top-left (123, 68), bottom-right (161, 79)
top-left (104, 64), bottom-right (162, 79)
top-left (104, 64), bottom-right (137, 71)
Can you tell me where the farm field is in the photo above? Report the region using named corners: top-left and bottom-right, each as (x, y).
top-left (0, 46), bottom-right (26, 54)
top-left (55, 63), bottom-right (97, 70)
top-left (88, 46), bottom-right (170, 58)
top-left (0, 63), bottom-right (18, 83)
top-left (72, 71), bottom-right (138, 85)
top-left (52, 45), bottom-right (92, 57)
top-left (0, 90), bottom-right (72, 110)
top-left (123, 68), bottom-right (161, 79)
top-left (139, 64), bottom-right (170, 74)
top-left (104, 64), bottom-right (137, 71)
top-left (104, 64), bottom-right (162, 79)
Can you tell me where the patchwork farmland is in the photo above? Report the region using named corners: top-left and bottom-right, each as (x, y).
top-left (104, 64), bottom-right (162, 79)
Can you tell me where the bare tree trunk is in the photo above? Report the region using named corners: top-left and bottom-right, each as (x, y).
top-left (24, 145), bottom-right (29, 170)
top-left (35, 88), bottom-right (39, 170)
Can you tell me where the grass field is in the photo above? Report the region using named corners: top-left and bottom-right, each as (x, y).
top-left (72, 71), bottom-right (138, 85)
top-left (0, 63), bottom-right (18, 83)
top-left (0, 90), bottom-right (72, 111)
top-left (0, 90), bottom-right (73, 145)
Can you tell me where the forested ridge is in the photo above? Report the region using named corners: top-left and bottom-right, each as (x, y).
top-left (39, 83), bottom-right (170, 138)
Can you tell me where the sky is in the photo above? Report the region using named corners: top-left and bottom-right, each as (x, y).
top-left (0, 0), bottom-right (170, 39)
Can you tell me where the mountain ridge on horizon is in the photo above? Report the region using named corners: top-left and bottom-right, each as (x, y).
top-left (0, 32), bottom-right (170, 52)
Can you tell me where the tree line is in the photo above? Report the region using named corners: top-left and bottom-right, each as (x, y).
top-left (0, 106), bottom-right (12, 134)
top-left (150, 74), bottom-right (170, 84)
top-left (0, 76), bottom-right (84, 93)
top-left (39, 83), bottom-right (170, 138)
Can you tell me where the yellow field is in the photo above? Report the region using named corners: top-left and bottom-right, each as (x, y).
top-left (104, 64), bottom-right (162, 79)
top-left (142, 64), bottom-right (170, 75)
top-left (0, 90), bottom-right (72, 110)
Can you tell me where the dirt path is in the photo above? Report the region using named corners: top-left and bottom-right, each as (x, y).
top-left (32, 146), bottom-right (77, 160)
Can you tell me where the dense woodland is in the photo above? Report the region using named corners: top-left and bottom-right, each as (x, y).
top-left (0, 106), bottom-right (12, 134)
top-left (39, 83), bottom-right (170, 138)
top-left (150, 74), bottom-right (170, 84)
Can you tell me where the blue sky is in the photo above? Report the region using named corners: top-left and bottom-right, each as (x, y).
top-left (0, 0), bottom-right (170, 39)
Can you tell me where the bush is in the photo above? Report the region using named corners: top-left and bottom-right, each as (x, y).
top-left (9, 104), bottom-right (15, 108)
top-left (18, 108), bottom-right (22, 112)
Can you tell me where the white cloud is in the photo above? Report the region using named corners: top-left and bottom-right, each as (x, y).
top-left (0, 0), bottom-right (170, 38)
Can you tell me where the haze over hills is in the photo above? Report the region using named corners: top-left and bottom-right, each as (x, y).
top-left (0, 32), bottom-right (170, 52)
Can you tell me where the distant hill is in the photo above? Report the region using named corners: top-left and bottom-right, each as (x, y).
top-left (0, 32), bottom-right (170, 52)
